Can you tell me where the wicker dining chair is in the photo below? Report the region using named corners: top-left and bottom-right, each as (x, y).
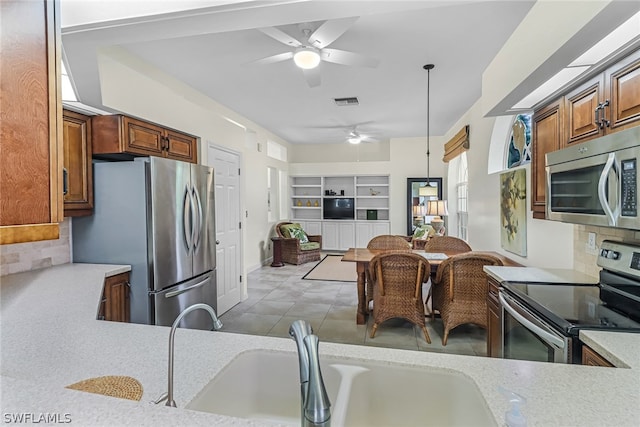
top-left (275, 222), bottom-right (322, 265)
top-left (368, 252), bottom-right (432, 343)
top-left (431, 252), bottom-right (504, 345)
top-left (365, 235), bottom-right (412, 310)
top-left (423, 236), bottom-right (472, 253)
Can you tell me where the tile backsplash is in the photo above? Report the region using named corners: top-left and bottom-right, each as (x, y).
top-left (0, 219), bottom-right (71, 276)
top-left (574, 224), bottom-right (640, 278)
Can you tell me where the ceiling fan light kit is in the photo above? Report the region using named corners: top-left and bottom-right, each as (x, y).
top-left (254, 17), bottom-right (378, 87)
top-left (293, 47), bottom-right (321, 69)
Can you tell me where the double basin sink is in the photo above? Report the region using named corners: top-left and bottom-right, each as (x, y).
top-left (186, 350), bottom-right (496, 426)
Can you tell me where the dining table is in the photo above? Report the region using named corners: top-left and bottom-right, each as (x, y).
top-left (341, 247), bottom-right (520, 325)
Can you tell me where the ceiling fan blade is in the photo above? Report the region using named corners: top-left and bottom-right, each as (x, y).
top-left (250, 51), bottom-right (293, 66)
top-left (321, 48), bottom-right (379, 68)
top-left (258, 27), bottom-right (302, 47)
top-left (302, 67), bottom-right (321, 88)
top-left (308, 17), bottom-right (358, 49)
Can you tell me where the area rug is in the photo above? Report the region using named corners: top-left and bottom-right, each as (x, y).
top-left (302, 254), bottom-right (357, 282)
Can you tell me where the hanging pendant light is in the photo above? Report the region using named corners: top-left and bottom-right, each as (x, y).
top-left (422, 63), bottom-right (448, 235)
top-left (419, 64), bottom-right (437, 197)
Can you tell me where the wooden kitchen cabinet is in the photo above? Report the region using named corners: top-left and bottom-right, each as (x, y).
top-left (98, 272), bottom-right (131, 323)
top-left (531, 98), bottom-right (564, 219)
top-left (91, 115), bottom-right (198, 164)
top-left (582, 345), bottom-right (614, 367)
top-left (63, 110), bottom-right (93, 217)
top-left (565, 49), bottom-right (640, 145)
top-left (486, 276), bottom-right (502, 358)
top-left (0, 0), bottom-right (63, 244)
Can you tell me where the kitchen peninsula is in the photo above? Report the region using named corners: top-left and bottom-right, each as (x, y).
top-left (1, 264), bottom-right (639, 426)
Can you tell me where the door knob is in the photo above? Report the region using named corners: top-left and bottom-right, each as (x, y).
top-left (216, 240), bottom-right (220, 245)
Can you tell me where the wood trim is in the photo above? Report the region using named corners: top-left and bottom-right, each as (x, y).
top-left (0, 223), bottom-right (60, 245)
top-left (582, 345), bottom-right (614, 367)
top-left (443, 125), bottom-right (469, 162)
top-left (47, 0), bottom-right (63, 224)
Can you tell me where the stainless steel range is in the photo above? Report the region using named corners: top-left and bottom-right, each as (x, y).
top-left (499, 240), bottom-right (640, 364)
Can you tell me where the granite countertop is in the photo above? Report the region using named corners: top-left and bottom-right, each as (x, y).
top-left (1, 264), bottom-right (639, 426)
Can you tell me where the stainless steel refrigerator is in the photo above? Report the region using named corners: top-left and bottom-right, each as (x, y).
top-left (73, 157), bottom-right (217, 330)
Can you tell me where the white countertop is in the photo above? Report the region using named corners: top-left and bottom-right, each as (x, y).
top-left (1, 263), bottom-right (639, 426)
top-left (484, 266), bottom-right (598, 284)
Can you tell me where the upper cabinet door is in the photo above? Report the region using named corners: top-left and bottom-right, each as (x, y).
top-left (0, 0), bottom-right (63, 244)
top-left (165, 129), bottom-right (198, 163)
top-left (63, 110), bottom-right (93, 217)
top-left (564, 75), bottom-right (605, 146)
top-left (122, 116), bottom-right (165, 157)
top-left (606, 49), bottom-right (640, 132)
top-left (532, 98), bottom-right (563, 219)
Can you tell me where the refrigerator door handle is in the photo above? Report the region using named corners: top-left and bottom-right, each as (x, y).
top-left (192, 186), bottom-right (203, 250)
top-left (164, 276), bottom-right (210, 298)
top-left (189, 186), bottom-right (198, 253)
top-left (183, 186), bottom-right (193, 252)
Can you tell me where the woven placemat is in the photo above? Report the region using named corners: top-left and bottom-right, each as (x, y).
top-left (66, 376), bottom-right (143, 401)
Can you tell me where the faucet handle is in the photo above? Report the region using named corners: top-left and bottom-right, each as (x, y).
top-left (152, 392), bottom-right (168, 405)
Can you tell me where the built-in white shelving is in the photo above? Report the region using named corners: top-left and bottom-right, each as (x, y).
top-left (289, 175), bottom-right (391, 250)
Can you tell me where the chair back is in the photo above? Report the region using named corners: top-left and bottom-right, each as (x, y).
top-left (435, 252), bottom-right (503, 302)
top-left (369, 252), bottom-right (430, 298)
top-left (367, 235), bottom-right (412, 251)
top-left (423, 236), bottom-right (471, 253)
top-left (275, 222), bottom-right (293, 238)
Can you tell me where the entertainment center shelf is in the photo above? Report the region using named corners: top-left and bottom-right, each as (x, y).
top-left (290, 175), bottom-right (391, 250)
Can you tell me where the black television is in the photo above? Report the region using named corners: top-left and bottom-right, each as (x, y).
top-left (323, 197), bottom-right (355, 220)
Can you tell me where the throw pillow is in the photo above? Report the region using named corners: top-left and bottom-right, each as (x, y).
top-left (413, 225), bottom-right (435, 240)
top-left (289, 226), bottom-right (309, 244)
top-left (280, 223), bottom-right (309, 243)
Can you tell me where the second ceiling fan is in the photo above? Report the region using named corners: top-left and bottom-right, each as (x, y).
top-left (251, 17), bottom-right (379, 87)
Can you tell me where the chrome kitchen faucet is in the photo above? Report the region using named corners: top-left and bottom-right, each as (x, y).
top-left (154, 303), bottom-right (223, 408)
top-left (289, 319), bottom-right (331, 427)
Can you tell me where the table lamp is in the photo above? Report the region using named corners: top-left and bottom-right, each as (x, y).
top-left (427, 200), bottom-right (448, 235)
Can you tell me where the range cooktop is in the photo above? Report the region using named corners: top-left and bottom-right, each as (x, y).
top-left (502, 281), bottom-right (640, 334)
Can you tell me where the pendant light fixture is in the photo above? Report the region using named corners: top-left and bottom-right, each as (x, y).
top-left (424, 63), bottom-right (434, 185)
top-left (422, 63), bottom-right (448, 235)
top-left (419, 64), bottom-right (436, 197)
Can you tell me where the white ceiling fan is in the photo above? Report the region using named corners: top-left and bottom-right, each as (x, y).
top-left (346, 128), bottom-right (380, 144)
top-left (251, 17), bottom-right (379, 87)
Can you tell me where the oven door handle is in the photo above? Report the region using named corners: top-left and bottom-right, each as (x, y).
top-left (597, 152), bottom-right (617, 227)
top-left (499, 292), bottom-right (565, 349)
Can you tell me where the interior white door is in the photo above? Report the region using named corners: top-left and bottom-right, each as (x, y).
top-left (208, 145), bottom-right (242, 315)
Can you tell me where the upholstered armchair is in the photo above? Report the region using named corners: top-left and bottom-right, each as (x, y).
top-left (432, 252), bottom-right (503, 345)
top-left (368, 252), bottom-right (432, 343)
top-left (275, 222), bottom-right (322, 265)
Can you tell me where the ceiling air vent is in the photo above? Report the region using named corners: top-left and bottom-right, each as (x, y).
top-left (334, 97), bottom-right (359, 106)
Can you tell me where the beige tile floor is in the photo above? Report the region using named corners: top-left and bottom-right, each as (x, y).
top-left (218, 256), bottom-right (487, 356)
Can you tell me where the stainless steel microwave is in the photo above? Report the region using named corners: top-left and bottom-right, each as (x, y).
top-left (546, 126), bottom-right (639, 230)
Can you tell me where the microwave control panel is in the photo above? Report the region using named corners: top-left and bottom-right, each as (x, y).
top-left (621, 159), bottom-right (637, 217)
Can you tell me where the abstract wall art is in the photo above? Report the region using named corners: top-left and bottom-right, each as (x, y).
top-left (500, 168), bottom-right (527, 256)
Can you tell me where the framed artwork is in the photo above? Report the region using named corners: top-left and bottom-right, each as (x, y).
top-left (507, 114), bottom-right (532, 168)
top-left (500, 168), bottom-right (527, 256)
